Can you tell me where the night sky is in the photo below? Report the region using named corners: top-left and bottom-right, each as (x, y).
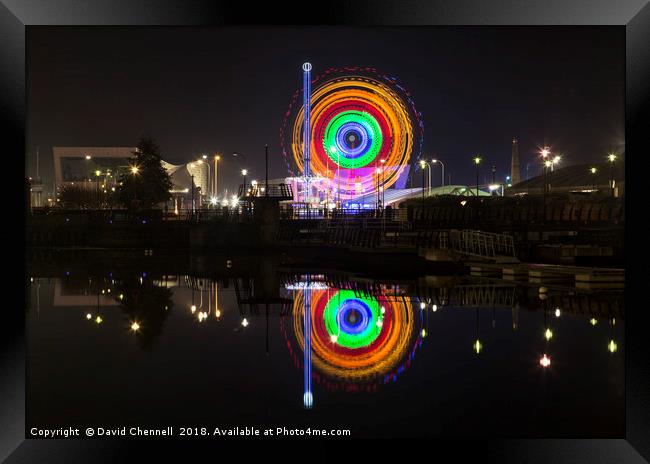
top-left (26, 26), bottom-right (624, 194)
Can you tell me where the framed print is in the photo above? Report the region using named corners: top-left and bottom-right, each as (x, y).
top-left (3, 0), bottom-right (649, 461)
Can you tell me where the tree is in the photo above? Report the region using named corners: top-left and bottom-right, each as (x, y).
top-left (117, 136), bottom-right (172, 209)
top-left (114, 274), bottom-right (173, 350)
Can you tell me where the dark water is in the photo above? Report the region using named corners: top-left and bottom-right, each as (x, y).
top-left (27, 261), bottom-right (624, 438)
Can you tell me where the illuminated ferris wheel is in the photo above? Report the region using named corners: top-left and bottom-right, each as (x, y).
top-left (280, 64), bottom-right (424, 204)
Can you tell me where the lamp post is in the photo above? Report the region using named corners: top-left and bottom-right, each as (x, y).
top-left (491, 165), bottom-right (497, 196)
top-left (241, 169), bottom-right (248, 197)
top-left (419, 160), bottom-right (426, 207)
top-left (544, 160), bottom-right (552, 220)
top-left (590, 166), bottom-right (598, 191)
top-left (94, 169), bottom-right (101, 206)
top-left (190, 174), bottom-right (195, 216)
top-left (551, 155), bottom-right (561, 172)
top-left (607, 152), bottom-right (617, 197)
top-left (431, 159), bottom-right (445, 193)
top-left (423, 160), bottom-right (431, 195)
top-left (473, 156), bottom-right (481, 197)
top-left (541, 147), bottom-right (550, 176)
top-left (214, 154), bottom-right (221, 199)
top-left (539, 148), bottom-right (550, 221)
top-left (265, 144), bottom-right (269, 197)
top-left (130, 165), bottom-right (139, 202)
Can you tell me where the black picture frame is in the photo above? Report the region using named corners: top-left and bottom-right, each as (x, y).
top-left (3, 0), bottom-right (648, 461)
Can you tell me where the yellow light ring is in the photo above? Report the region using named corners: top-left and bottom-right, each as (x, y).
top-left (291, 75), bottom-right (414, 197)
top-left (292, 290), bottom-right (415, 381)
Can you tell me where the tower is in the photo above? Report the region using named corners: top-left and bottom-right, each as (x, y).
top-left (302, 63), bottom-right (312, 199)
top-left (511, 137), bottom-right (521, 185)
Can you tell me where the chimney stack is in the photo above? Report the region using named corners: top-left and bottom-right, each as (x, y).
top-left (511, 138), bottom-right (521, 185)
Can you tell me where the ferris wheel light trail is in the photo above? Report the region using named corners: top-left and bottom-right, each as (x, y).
top-left (281, 65), bottom-right (423, 203)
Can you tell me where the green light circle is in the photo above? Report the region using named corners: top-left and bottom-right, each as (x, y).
top-left (323, 111), bottom-right (383, 169)
top-left (324, 290), bottom-right (382, 349)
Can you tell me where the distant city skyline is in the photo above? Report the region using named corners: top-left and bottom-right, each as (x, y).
top-left (27, 26), bottom-right (624, 194)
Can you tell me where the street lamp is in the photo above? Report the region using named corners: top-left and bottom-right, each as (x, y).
top-left (552, 155), bottom-right (561, 172)
top-left (431, 159), bottom-right (445, 192)
top-left (473, 156), bottom-right (482, 197)
top-left (241, 169), bottom-right (248, 196)
top-left (590, 166), bottom-right (598, 191)
top-left (419, 160), bottom-right (427, 206)
top-left (543, 159), bottom-right (552, 220)
top-left (420, 160), bottom-right (431, 194)
top-left (214, 154), bottom-right (221, 199)
top-left (130, 165), bottom-right (139, 202)
top-left (607, 152), bottom-right (617, 197)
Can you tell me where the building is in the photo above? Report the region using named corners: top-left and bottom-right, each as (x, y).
top-left (53, 146), bottom-right (137, 192)
top-left (52, 146), bottom-right (212, 210)
top-left (28, 177), bottom-right (46, 208)
top-left (505, 162), bottom-right (624, 197)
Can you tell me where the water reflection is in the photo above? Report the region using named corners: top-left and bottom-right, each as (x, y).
top-left (28, 269), bottom-right (624, 433)
top-left (285, 276), bottom-right (422, 408)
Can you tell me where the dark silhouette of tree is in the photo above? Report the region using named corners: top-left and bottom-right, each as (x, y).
top-left (117, 136), bottom-right (172, 209)
top-left (114, 274), bottom-right (173, 350)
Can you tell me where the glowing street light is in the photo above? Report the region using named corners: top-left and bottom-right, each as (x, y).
top-left (214, 154), bottom-right (221, 199)
top-left (419, 160), bottom-right (428, 205)
top-left (241, 318), bottom-right (249, 328)
top-left (130, 321), bottom-right (140, 332)
top-left (539, 354), bottom-right (551, 367)
top-left (473, 156), bottom-right (481, 197)
top-left (607, 152), bottom-right (617, 197)
top-left (590, 166), bottom-right (598, 190)
top-left (544, 328), bottom-right (553, 341)
top-left (608, 340), bottom-right (618, 353)
top-left (431, 158), bottom-right (445, 191)
top-left (473, 339), bottom-right (482, 354)
top-left (241, 169), bottom-right (248, 197)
